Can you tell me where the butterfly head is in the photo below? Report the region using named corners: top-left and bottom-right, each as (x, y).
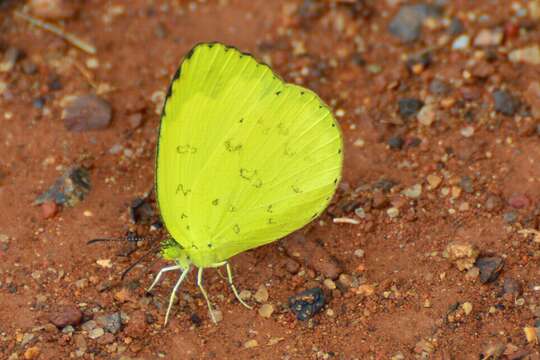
top-left (161, 238), bottom-right (192, 269)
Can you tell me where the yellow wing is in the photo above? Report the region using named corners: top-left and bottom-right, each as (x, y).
top-left (156, 43), bottom-right (343, 267)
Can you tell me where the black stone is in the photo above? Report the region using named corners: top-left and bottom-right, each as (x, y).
top-left (373, 178), bottom-right (396, 193)
top-left (35, 167), bottom-right (91, 207)
top-left (190, 313), bottom-right (202, 327)
top-left (129, 197), bottom-right (155, 224)
top-left (493, 90), bottom-right (519, 116)
top-left (289, 287), bottom-right (325, 321)
top-left (476, 256), bottom-right (504, 284)
top-left (398, 98), bottom-right (424, 118)
top-left (460, 176), bottom-right (474, 193)
top-left (388, 136), bottom-right (404, 150)
top-left (32, 97), bottom-right (45, 109)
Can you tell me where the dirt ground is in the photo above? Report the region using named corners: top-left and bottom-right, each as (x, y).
top-left (1, 0), bottom-right (540, 359)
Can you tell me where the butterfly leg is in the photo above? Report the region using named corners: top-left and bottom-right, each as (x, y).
top-left (164, 266), bottom-right (190, 325)
top-left (225, 262), bottom-right (252, 309)
top-left (147, 264), bottom-right (183, 292)
top-left (197, 268), bottom-right (218, 323)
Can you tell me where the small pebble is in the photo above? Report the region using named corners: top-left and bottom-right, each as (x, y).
top-left (32, 97), bottom-right (45, 109)
top-left (354, 249), bottom-right (365, 258)
top-left (524, 326), bottom-right (538, 344)
top-left (476, 256), bottom-right (504, 284)
top-left (417, 104), bottom-right (436, 126)
top-left (398, 98), bottom-right (424, 118)
top-left (128, 113), bottom-right (144, 129)
top-left (95, 312), bottom-right (122, 334)
top-left (445, 242), bottom-right (479, 271)
top-left (508, 194), bottom-right (530, 209)
top-left (473, 28), bottom-right (504, 47)
top-left (41, 200), bottom-right (58, 219)
top-left (503, 211), bottom-right (518, 224)
top-left (49, 305), bottom-right (83, 328)
top-left (29, 0), bottom-right (77, 20)
top-left (388, 4), bottom-right (441, 43)
top-left (96, 259), bottom-right (113, 268)
top-left (503, 277), bottom-right (522, 296)
top-left (88, 327), bottom-right (104, 339)
top-left (85, 58), bottom-right (99, 69)
top-left (402, 184), bottom-right (422, 198)
top-left (258, 304), bottom-right (274, 318)
top-left (62, 94), bottom-right (112, 132)
top-left (387, 207), bottom-right (400, 218)
top-left (388, 136), bottom-right (404, 150)
top-left (244, 339), bottom-right (258, 349)
top-left (460, 126), bottom-right (474, 138)
top-left (254, 285), bottom-right (269, 303)
top-left (23, 347), bottom-right (40, 360)
top-left (338, 273), bottom-right (353, 288)
top-left (452, 34), bottom-right (470, 50)
top-left (465, 267), bottom-right (480, 281)
top-left (459, 202), bottom-right (470, 211)
top-left (462, 302), bottom-right (473, 315)
top-left (509, 45), bottom-right (540, 65)
top-left (323, 278), bottom-right (336, 290)
top-left (239, 290), bottom-right (251, 301)
top-left (493, 90), bottom-right (519, 116)
top-left (429, 78), bottom-right (450, 95)
top-left (356, 284), bottom-right (375, 296)
top-left (460, 176), bottom-right (474, 193)
top-left (81, 320), bottom-right (97, 332)
top-left (427, 174), bottom-right (442, 189)
top-left (485, 195), bottom-right (502, 211)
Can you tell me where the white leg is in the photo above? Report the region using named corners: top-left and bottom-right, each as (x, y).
top-left (147, 264), bottom-right (182, 292)
top-left (164, 266), bottom-right (190, 326)
top-left (225, 262), bottom-right (252, 309)
top-left (197, 268), bottom-right (217, 324)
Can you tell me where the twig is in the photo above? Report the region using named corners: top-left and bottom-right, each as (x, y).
top-left (14, 10), bottom-right (96, 54)
top-left (333, 217), bottom-right (360, 225)
top-left (73, 61), bottom-right (98, 89)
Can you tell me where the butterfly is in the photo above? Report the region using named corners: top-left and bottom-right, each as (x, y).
top-left (152, 42), bottom-right (343, 324)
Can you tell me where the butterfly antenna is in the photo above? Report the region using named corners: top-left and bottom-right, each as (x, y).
top-left (164, 266), bottom-right (190, 326)
top-left (87, 237), bottom-right (124, 245)
top-left (87, 231), bottom-right (147, 245)
top-left (120, 242), bottom-right (161, 280)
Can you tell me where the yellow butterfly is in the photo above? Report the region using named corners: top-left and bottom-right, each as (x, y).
top-left (152, 42), bottom-right (343, 324)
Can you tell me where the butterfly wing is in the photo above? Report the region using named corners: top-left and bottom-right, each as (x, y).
top-left (156, 43), bottom-right (342, 267)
